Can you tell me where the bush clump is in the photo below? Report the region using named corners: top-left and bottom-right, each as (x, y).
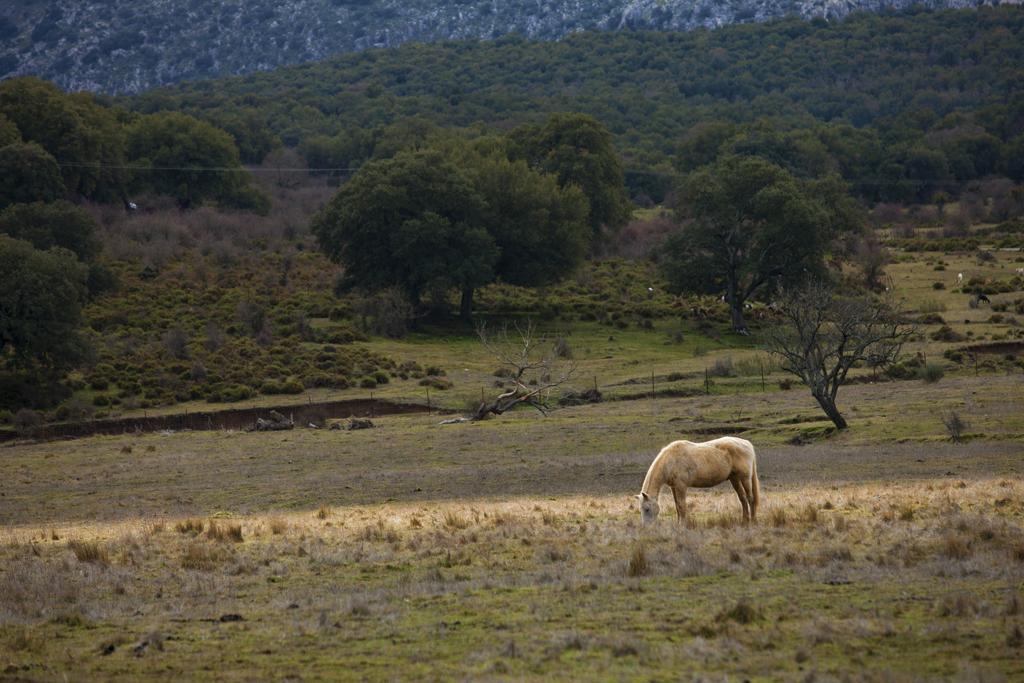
top-left (919, 362), bottom-right (945, 383)
top-left (260, 378), bottom-right (304, 395)
top-left (930, 326), bottom-right (964, 342)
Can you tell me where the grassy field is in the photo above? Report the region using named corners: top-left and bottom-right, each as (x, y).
top-left (2, 248), bottom-right (1023, 680)
top-left (2, 369), bottom-right (1023, 680)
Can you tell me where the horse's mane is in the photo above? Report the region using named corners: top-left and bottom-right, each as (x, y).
top-left (640, 443), bottom-right (677, 496)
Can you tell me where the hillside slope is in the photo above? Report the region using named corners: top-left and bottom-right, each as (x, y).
top-left (0, 0), bottom-right (1018, 94)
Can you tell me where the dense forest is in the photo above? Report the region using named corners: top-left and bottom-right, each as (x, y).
top-left (123, 8), bottom-right (1024, 201)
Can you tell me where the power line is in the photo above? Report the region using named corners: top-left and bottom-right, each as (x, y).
top-left (5, 160), bottom-right (1003, 185)
top-left (51, 161), bottom-right (362, 173)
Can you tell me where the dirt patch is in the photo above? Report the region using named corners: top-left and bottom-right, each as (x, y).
top-left (0, 399), bottom-right (437, 444)
top-left (960, 341), bottom-right (1024, 355)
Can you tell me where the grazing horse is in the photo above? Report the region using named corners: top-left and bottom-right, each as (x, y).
top-left (636, 437), bottom-right (760, 525)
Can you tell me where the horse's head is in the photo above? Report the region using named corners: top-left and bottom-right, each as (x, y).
top-left (636, 491), bottom-right (659, 525)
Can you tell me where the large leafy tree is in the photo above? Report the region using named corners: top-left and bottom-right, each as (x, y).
top-left (474, 155), bottom-right (590, 293)
top-left (508, 113), bottom-right (631, 242)
top-left (0, 142), bottom-right (65, 209)
top-left (313, 148), bottom-right (494, 318)
top-left (0, 77), bottom-right (128, 201)
top-left (0, 236), bottom-right (89, 407)
top-left (126, 111), bottom-right (268, 212)
top-left (660, 155), bottom-right (858, 333)
top-left (312, 146), bottom-right (589, 320)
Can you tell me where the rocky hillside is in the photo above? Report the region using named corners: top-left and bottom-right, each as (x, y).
top-left (1, 0), bottom-right (1019, 94)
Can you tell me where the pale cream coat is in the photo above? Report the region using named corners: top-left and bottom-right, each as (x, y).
top-left (637, 436), bottom-right (760, 524)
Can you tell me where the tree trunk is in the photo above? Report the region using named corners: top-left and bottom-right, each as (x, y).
top-left (726, 272), bottom-right (747, 333)
top-left (460, 287), bottom-right (474, 322)
top-left (730, 301), bottom-right (747, 334)
top-left (813, 393), bottom-right (848, 430)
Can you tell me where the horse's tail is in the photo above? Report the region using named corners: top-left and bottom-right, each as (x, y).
top-left (745, 448), bottom-right (761, 511)
top-left (750, 449), bottom-right (760, 510)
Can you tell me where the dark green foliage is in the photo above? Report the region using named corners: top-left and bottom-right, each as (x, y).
top-left (127, 9), bottom-right (1024, 202)
top-left (660, 156), bottom-right (854, 331)
top-left (474, 154), bottom-right (590, 288)
top-left (0, 236), bottom-right (89, 408)
top-left (0, 114), bottom-right (19, 147)
top-left (126, 111), bottom-right (269, 211)
top-left (0, 78), bottom-right (129, 202)
top-left (313, 147), bottom-right (494, 307)
top-left (0, 201), bottom-right (101, 262)
top-left (0, 142), bottom-right (64, 209)
top-left (508, 113), bottom-right (631, 239)
top-left (313, 144), bottom-right (589, 319)
top-left (205, 108), bottom-right (281, 164)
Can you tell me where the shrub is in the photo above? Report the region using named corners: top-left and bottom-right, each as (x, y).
top-left (709, 357), bottom-right (734, 377)
top-left (942, 411), bottom-right (969, 443)
top-left (419, 376), bottom-right (452, 390)
top-left (626, 544), bottom-right (649, 577)
top-left (930, 326), bottom-right (964, 342)
top-left (207, 384), bottom-right (254, 403)
top-left (554, 337), bottom-right (573, 359)
top-left (175, 518), bottom-right (204, 534)
top-left (919, 362), bottom-right (945, 383)
top-left (359, 377), bottom-right (377, 389)
top-left (181, 543), bottom-right (222, 570)
top-left (717, 598), bottom-right (761, 624)
top-left (932, 282), bottom-right (945, 290)
top-left (68, 540), bottom-right (109, 566)
top-left (918, 300), bottom-right (947, 314)
top-left (206, 520), bottom-right (243, 543)
top-left (261, 378), bottom-right (304, 395)
top-left (13, 408), bottom-right (42, 435)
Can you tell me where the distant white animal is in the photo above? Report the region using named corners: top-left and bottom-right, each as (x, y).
top-left (957, 272), bottom-right (964, 285)
top-left (1016, 268), bottom-right (1024, 276)
top-left (636, 436), bottom-right (760, 525)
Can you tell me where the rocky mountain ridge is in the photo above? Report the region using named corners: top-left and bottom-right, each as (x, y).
top-left (1, 0), bottom-right (1019, 94)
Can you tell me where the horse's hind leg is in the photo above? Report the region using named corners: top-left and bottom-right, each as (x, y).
top-left (739, 473), bottom-right (756, 523)
top-left (729, 475), bottom-right (750, 522)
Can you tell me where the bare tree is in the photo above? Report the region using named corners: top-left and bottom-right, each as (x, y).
top-left (764, 281), bottom-right (914, 430)
top-left (472, 320), bottom-right (575, 421)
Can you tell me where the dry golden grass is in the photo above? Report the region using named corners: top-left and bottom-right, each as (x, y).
top-left (0, 475), bottom-right (1021, 678)
top-left (180, 542), bottom-right (224, 571)
top-left (174, 518), bottom-right (204, 535)
top-left (67, 539), bottom-right (109, 566)
top-left (626, 544), bottom-right (649, 577)
top-left (205, 520), bottom-right (243, 543)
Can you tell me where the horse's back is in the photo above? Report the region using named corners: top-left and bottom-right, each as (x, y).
top-left (713, 436), bottom-right (756, 457)
top-left (703, 436), bottom-right (756, 470)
